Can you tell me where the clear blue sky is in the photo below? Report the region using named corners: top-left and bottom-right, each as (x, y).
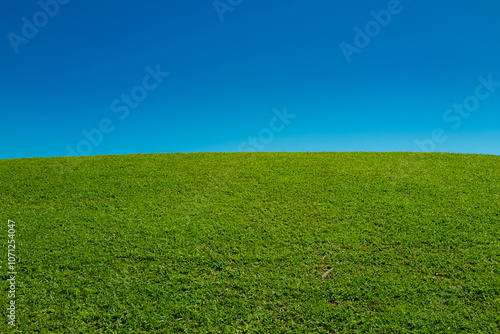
top-left (1, 0), bottom-right (499, 159)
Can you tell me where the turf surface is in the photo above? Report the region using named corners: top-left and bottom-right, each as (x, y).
top-left (1, 152), bottom-right (499, 332)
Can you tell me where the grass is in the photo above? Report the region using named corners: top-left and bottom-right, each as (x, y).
top-left (1, 152), bottom-right (499, 333)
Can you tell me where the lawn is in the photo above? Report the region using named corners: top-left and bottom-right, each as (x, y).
top-left (1, 152), bottom-right (499, 332)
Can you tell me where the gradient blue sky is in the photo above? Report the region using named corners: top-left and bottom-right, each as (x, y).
top-left (1, 0), bottom-right (499, 159)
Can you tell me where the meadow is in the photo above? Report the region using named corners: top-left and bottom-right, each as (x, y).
top-left (1, 152), bottom-right (499, 332)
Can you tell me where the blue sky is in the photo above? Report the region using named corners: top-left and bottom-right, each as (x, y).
top-left (1, 0), bottom-right (499, 159)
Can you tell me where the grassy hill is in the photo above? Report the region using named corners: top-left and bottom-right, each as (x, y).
top-left (1, 152), bottom-right (499, 333)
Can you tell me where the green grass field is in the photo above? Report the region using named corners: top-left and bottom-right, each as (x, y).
top-left (1, 152), bottom-right (499, 333)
